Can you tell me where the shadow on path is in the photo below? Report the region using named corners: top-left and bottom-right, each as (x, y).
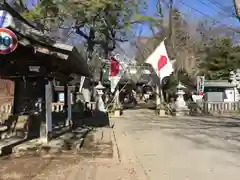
top-left (121, 109), bottom-right (240, 154)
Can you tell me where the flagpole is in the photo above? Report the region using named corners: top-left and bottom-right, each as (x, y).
top-left (160, 38), bottom-right (168, 116)
top-left (156, 71), bottom-right (161, 108)
top-left (158, 74), bottom-right (166, 116)
top-left (145, 37), bottom-right (171, 116)
top-left (158, 56), bottom-right (166, 117)
top-left (157, 37), bottom-right (166, 114)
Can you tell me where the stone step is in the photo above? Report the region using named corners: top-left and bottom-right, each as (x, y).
top-left (0, 136), bottom-right (26, 155)
top-left (80, 127), bottom-right (114, 158)
top-left (12, 127), bottom-right (91, 157)
top-left (93, 127), bottom-right (112, 144)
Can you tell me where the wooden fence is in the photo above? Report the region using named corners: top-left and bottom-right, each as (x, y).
top-left (0, 101), bottom-right (97, 122)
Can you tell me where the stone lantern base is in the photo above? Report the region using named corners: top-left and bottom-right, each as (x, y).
top-left (113, 103), bottom-right (123, 117)
top-left (175, 101), bottom-right (189, 116)
top-left (159, 109), bottom-right (167, 117)
top-left (175, 108), bottom-right (189, 116)
top-left (156, 103), bottom-right (167, 117)
top-left (113, 109), bottom-right (121, 117)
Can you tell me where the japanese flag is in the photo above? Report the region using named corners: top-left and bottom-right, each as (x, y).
top-left (145, 41), bottom-right (174, 82)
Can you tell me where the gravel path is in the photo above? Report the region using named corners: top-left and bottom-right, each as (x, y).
top-left (113, 109), bottom-right (240, 180)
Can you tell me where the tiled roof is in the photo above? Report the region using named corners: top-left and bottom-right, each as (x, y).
top-left (204, 80), bottom-right (235, 87)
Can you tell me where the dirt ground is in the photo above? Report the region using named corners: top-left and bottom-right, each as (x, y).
top-left (0, 155), bottom-right (53, 180)
top-left (3, 108), bottom-right (240, 180)
top-left (0, 148), bottom-right (139, 180)
top-left (0, 127), bottom-right (141, 180)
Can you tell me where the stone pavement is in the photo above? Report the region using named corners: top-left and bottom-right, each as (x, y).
top-left (113, 109), bottom-right (240, 180)
top-left (12, 127), bottom-right (91, 157)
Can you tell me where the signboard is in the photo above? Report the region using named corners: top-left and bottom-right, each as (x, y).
top-left (197, 76), bottom-right (205, 94)
top-left (0, 28), bottom-right (18, 54)
top-left (0, 10), bottom-right (13, 28)
top-left (102, 65), bottom-right (110, 83)
top-left (58, 93), bottom-right (64, 102)
top-left (67, 88), bottom-right (72, 122)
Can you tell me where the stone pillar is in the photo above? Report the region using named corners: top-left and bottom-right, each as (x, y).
top-left (40, 80), bottom-right (52, 143)
top-left (235, 69), bottom-right (240, 101)
top-left (230, 70), bottom-right (240, 102)
top-left (95, 82), bottom-right (106, 112)
top-left (159, 88), bottom-right (166, 116)
top-left (155, 85), bottom-right (161, 108)
top-left (113, 87), bottom-right (121, 117)
top-left (63, 84), bottom-right (70, 126)
top-left (155, 84), bottom-right (166, 116)
top-left (67, 87), bottom-right (72, 126)
top-left (12, 79), bottom-right (19, 115)
top-left (45, 81), bottom-right (52, 141)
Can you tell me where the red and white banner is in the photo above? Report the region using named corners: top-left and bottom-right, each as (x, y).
top-left (109, 56), bottom-right (122, 93)
top-left (145, 40), bottom-right (174, 82)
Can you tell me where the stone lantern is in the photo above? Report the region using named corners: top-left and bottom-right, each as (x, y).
top-left (235, 69), bottom-right (240, 88)
top-left (229, 71), bottom-right (237, 85)
top-left (229, 70), bottom-right (239, 102)
top-left (175, 82), bottom-right (189, 116)
top-left (95, 81), bottom-right (106, 112)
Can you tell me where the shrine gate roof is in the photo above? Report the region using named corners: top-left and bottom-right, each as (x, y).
top-left (0, 2), bottom-right (91, 80)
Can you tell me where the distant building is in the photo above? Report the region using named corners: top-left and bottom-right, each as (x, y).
top-left (203, 80), bottom-right (238, 102)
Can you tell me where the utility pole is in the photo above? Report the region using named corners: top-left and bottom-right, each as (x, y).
top-left (168, 0), bottom-right (179, 81)
top-left (168, 0), bottom-right (175, 56)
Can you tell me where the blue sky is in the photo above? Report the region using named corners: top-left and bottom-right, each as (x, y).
top-left (14, 0), bottom-right (239, 58)
top-left (140, 0), bottom-right (239, 36)
top-left (20, 0), bottom-right (240, 37)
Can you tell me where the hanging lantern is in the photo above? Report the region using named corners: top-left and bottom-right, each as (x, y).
top-left (142, 69), bottom-right (151, 75)
top-left (129, 67), bottom-right (137, 75)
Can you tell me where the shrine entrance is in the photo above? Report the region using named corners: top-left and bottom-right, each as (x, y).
top-left (101, 64), bottom-right (157, 112)
top-left (0, 7), bottom-right (91, 148)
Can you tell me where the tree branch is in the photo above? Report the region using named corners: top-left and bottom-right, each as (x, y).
top-left (76, 28), bottom-right (89, 39)
top-left (115, 20), bottom-right (145, 29)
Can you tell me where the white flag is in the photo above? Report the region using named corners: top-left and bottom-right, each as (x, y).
top-left (145, 41), bottom-right (174, 82)
top-left (79, 76), bottom-right (85, 93)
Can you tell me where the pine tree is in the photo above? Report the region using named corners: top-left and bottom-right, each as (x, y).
top-left (199, 38), bottom-right (240, 80)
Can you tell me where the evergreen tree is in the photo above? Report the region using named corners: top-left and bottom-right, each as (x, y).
top-left (199, 38), bottom-right (240, 80)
